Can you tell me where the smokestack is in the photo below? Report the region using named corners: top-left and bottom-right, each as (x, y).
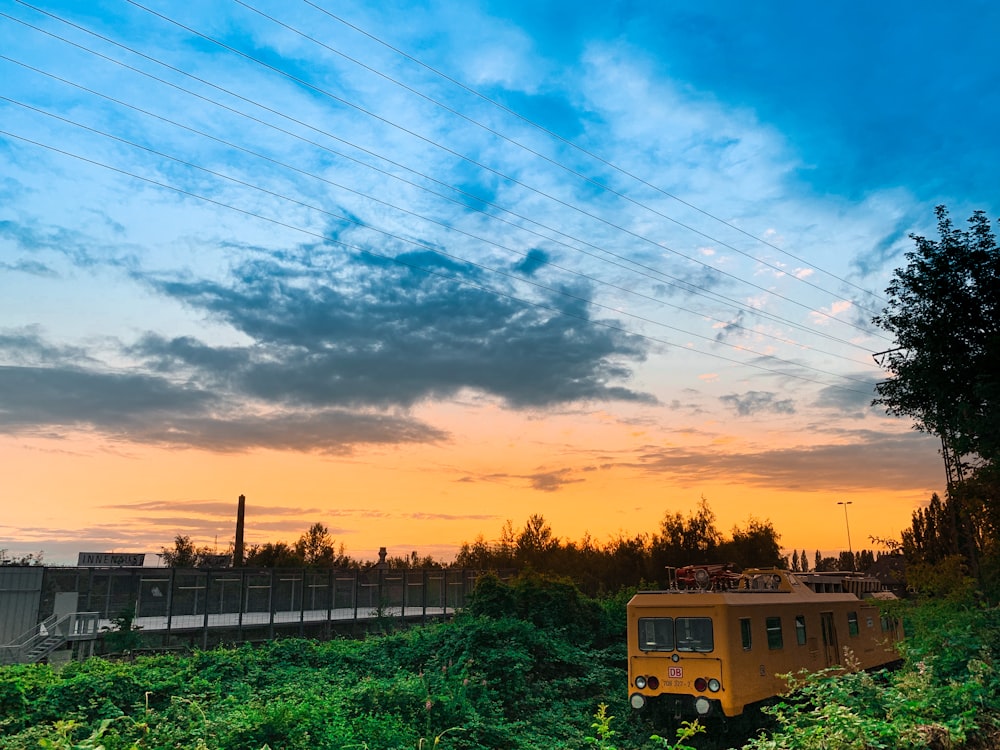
top-left (234, 494), bottom-right (246, 567)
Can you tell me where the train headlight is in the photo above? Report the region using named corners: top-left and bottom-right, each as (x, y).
top-left (630, 693), bottom-right (647, 710)
top-left (694, 696), bottom-right (711, 716)
top-left (634, 675), bottom-right (647, 689)
top-left (708, 678), bottom-right (721, 692)
top-left (694, 677), bottom-right (707, 692)
top-left (647, 676), bottom-right (659, 689)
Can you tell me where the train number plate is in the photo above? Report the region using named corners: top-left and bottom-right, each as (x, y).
top-left (668, 667), bottom-right (683, 678)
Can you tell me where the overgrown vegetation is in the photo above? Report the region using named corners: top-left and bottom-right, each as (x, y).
top-left (3, 572), bottom-right (1000, 749)
top-left (742, 592), bottom-right (1000, 750)
top-left (0, 573), bottom-right (644, 749)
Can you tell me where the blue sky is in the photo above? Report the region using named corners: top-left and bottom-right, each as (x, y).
top-left (1, 0), bottom-right (997, 564)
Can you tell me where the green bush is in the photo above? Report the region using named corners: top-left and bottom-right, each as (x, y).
top-left (7, 586), bottom-right (997, 750)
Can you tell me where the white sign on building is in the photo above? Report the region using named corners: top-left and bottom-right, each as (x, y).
top-left (76, 552), bottom-right (146, 567)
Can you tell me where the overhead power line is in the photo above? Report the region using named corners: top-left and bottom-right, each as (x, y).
top-left (115, 0), bottom-right (884, 338)
top-left (301, 0), bottom-right (888, 307)
top-left (0, 8), bottom-right (891, 352)
top-left (2, 95), bottom-right (881, 384)
top-left (0, 125), bottom-right (880, 399)
top-left (0, 54), bottom-right (882, 367)
top-left (233, 0), bottom-right (884, 319)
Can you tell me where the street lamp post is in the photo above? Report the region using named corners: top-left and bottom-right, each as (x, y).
top-left (837, 501), bottom-right (854, 570)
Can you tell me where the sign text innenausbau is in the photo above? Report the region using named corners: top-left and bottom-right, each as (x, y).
top-left (77, 552), bottom-right (146, 567)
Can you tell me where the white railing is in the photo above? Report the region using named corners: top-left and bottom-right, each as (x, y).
top-left (0, 612), bottom-right (100, 665)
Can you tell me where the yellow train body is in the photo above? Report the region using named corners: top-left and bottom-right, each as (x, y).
top-left (627, 568), bottom-right (902, 718)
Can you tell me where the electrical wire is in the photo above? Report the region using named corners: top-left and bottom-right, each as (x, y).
top-left (301, 0), bottom-right (888, 306)
top-left (118, 0), bottom-right (883, 337)
top-left (0, 9), bottom-right (891, 353)
top-left (1, 94), bottom-right (882, 386)
top-left (0, 125), bottom-right (880, 398)
top-left (233, 0), bottom-right (883, 319)
top-left (0, 54), bottom-right (883, 368)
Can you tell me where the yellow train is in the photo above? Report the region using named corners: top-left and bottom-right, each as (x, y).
top-left (627, 566), bottom-right (902, 719)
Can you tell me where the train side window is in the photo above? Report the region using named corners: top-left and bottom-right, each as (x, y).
top-left (766, 616), bottom-right (783, 649)
top-left (675, 617), bottom-right (714, 652)
top-left (847, 611), bottom-right (860, 637)
top-left (638, 617), bottom-right (674, 651)
top-left (795, 615), bottom-right (807, 646)
top-left (740, 617), bottom-right (752, 650)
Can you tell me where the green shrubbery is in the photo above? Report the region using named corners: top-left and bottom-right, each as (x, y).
top-left (3, 572), bottom-right (1000, 749)
top-left (743, 596), bottom-right (1000, 750)
top-left (0, 573), bottom-right (642, 749)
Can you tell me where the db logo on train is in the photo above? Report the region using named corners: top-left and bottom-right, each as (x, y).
top-left (668, 667), bottom-right (683, 678)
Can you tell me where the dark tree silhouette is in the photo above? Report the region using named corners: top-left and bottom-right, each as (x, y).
top-left (873, 206), bottom-right (1000, 468)
top-left (874, 206), bottom-right (1000, 596)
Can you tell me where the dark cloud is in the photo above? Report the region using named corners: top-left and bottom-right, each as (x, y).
top-left (0, 363), bottom-right (446, 451)
top-left (513, 248), bottom-right (550, 277)
top-left (102, 500), bottom-right (324, 517)
top-left (128, 411), bottom-right (447, 454)
top-left (650, 260), bottom-right (734, 300)
top-left (713, 311), bottom-right (747, 343)
top-left (0, 239), bottom-right (651, 452)
top-left (814, 375), bottom-right (881, 417)
top-left (458, 467), bottom-right (584, 492)
top-left (0, 219), bottom-right (125, 268)
top-left (0, 365), bottom-right (214, 428)
top-left (528, 468), bottom-right (583, 492)
top-left (142, 249), bottom-right (653, 409)
top-left (0, 328), bottom-right (91, 365)
top-left (0, 259), bottom-right (57, 276)
top-left (637, 430), bottom-right (942, 493)
top-left (719, 390), bottom-right (796, 416)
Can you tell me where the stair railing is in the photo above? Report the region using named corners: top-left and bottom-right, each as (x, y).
top-left (0, 612), bottom-right (101, 665)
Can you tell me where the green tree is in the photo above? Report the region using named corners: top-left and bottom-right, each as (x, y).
top-left (873, 206), bottom-right (1000, 467)
top-left (648, 497), bottom-right (723, 579)
top-left (160, 534), bottom-right (216, 567)
top-left (874, 206), bottom-right (1000, 594)
top-left (294, 522), bottom-right (347, 567)
top-left (245, 541), bottom-right (304, 567)
top-left (515, 514), bottom-right (560, 566)
top-left (719, 517), bottom-right (783, 569)
top-left (659, 497), bottom-right (722, 561)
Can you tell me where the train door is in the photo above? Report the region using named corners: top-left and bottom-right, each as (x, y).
top-left (820, 612), bottom-right (839, 666)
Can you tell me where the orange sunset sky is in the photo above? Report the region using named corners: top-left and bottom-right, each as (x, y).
top-left (2, 1), bottom-right (990, 566)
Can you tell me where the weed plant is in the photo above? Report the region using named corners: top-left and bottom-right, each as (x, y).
top-left (742, 595), bottom-right (1000, 750)
top-left (3, 573), bottom-right (999, 749)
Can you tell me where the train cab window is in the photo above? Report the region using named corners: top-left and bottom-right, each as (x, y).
top-left (881, 614), bottom-right (898, 633)
top-left (795, 615), bottom-right (807, 646)
top-left (638, 617), bottom-right (674, 651)
top-left (766, 616), bottom-right (783, 649)
top-left (847, 611), bottom-right (860, 637)
top-left (739, 617), bottom-right (752, 650)
top-left (675, 617), bottom-right (714, 652)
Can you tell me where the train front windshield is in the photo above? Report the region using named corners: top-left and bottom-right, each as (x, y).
top-left (638, 617), bottom-right (714, 652)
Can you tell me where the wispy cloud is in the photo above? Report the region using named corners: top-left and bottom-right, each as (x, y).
top-left (719, 390), bottom-right (796, 417)
top-left (636, 430), bottom-right (942, 493)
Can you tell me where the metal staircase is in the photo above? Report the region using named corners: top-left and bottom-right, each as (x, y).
top-left (0, 612), bottom-right (100, 666)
